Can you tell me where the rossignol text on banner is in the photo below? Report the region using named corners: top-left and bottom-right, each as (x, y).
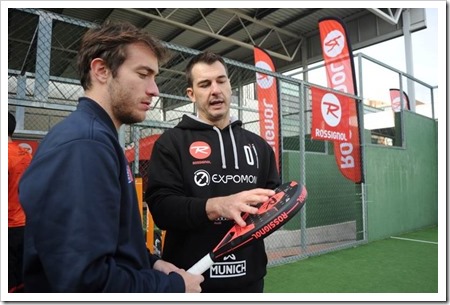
top-left (253, 46), bottom-right (280, 173)
top-left (318, 17), bottom-right (363, 183)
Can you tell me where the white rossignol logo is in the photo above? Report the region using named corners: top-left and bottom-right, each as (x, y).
top-left (193, 170), bottom-right (257, 187)
top-left (321, 93), bottom-right (342, 127)
top-left (18, 142), bottom-right (33, 154)
top-left (189, 141), bottom-right (211, 159)
top-left (324, 29), bottom-right (345, 58)
top-left (255, 60), bottom-right (274, 89)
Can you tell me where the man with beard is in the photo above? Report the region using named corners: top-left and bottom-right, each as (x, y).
top-left (19, 21), bottom-right (203, 293)
top-left (145, 52), bottom-right (280, 292)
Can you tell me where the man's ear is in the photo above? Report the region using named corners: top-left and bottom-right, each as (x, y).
top-left (186, 87), bottom-right (195, 103)
top-left (90, 58), bottom-right (110, 84)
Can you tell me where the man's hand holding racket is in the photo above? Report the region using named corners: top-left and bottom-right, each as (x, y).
top-left (153, 259), bottom-right (204, 292)
top-left (189, 181), bottom-right (308, 275)
top-left (174, 269), bottom-right (204, 293)
top-left (205, 188), bottom-right (276, 227)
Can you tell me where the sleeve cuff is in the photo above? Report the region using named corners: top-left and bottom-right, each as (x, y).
top-left (148, 252), bottom-right (161, 268)
top-left (168, 271), bottom-right (185, 292)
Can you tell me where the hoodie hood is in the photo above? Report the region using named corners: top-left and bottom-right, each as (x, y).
top-left (175, 114), bottom-right (242, 130)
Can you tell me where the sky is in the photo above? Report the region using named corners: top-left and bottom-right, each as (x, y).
top-left (287, 7), bottom-right (442, 120)
top-left (359, 7), bottom-right (440, 112)
top-left (360, 8), bottom-right (439, 86)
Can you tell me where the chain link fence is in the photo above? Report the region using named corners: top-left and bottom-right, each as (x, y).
top-left (8, 8), bottom-right (370, 268)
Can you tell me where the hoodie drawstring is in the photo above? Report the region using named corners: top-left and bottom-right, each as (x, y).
top-left (213, 125), bottom-right (239, 170)
top-left (229, 125), bottom-right (239, 169)
top-left (213, 126), bottom-right (227, 169)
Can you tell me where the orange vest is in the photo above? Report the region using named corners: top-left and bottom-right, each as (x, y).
top-left (8, 142), bottom-right (32, 227)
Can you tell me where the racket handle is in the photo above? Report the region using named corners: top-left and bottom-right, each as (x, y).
top-left (187, 253), bottom-right (214, 274)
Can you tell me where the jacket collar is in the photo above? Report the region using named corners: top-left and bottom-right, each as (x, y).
top-left (77, 97), bottom-right (118, 138)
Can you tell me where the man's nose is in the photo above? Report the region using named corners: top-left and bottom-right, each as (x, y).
top-left (210, 81), bottom-right (221, 94)
top-left (146, 80), bottom-right (160, 97)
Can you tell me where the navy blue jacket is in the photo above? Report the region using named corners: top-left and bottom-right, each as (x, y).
top-left (19, 98), bottom-right (184, 292)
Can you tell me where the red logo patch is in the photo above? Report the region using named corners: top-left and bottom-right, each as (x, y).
top-left (189, 141), bottom-right (211, 159)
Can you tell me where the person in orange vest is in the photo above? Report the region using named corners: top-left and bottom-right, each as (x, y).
top-left (8, 112), bottom-right (32, 293)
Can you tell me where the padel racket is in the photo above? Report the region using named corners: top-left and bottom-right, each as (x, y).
top-left (188, 180), bottom-right (307, 274)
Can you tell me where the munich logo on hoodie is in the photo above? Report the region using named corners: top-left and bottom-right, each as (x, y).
top-left (210, 254), bottom-right (246, 278)
top-left (189, 141), bottom-right (212, 165)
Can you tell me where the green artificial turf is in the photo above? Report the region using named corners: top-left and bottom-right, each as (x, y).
top-left (264, 226), bottom-right (438, 293)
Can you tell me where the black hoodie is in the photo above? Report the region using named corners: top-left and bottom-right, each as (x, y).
top-left (146, 114), bottom-right (280, 292)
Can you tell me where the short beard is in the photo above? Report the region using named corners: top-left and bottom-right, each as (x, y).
top-left (109, 80), bottom-right (145, 125)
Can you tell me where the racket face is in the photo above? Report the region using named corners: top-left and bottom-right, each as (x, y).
top-left (212, 181), bottom-right (307, 260)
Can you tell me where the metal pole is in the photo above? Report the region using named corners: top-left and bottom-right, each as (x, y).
top-left (403, 9), bottom-right (416, 112)
top-left (299, 81), bottom-right (307, 250)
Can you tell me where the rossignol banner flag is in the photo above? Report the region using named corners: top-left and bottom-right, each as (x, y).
top-left (318, 17), bottom-right (363, 183)
top-left (254, 46), bottom-right (280, 172)
top-left (16, 140), bottom-right (39, 156)
top-left (389, 88), bottom-right (410, 112)
top-left (311, 86), bottom-right (350, 142)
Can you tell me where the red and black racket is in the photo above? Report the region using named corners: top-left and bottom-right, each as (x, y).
top-left (188, 180), bottom-right (307, 274)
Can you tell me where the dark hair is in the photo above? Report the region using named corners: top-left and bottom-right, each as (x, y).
top-left (77, 21), bottom-right (170, 90)
top-left (185, 51), bottom-right (228, 88)
top-left (8, 112), bottom-right (16, 136)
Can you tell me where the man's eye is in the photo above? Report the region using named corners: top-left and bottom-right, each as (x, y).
top-left (138, 73), bottom-right (148, 78)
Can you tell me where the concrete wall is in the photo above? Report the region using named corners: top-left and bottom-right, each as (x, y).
top-left (283, 111), bottom-right (438, 242)
top-left (364, 111), bottom-right (438, 241)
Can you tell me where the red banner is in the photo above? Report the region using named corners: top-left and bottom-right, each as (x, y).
top-left (254, 46), bottom-right (280, 172)
top-left (389, 88), bottom-right (410, 112)
top-left (16, 139), bottom-right (39, 156)
top-left (311, 86), bottom-right (350, 142)
top-left (318, 17), bottom-right (363, 183)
